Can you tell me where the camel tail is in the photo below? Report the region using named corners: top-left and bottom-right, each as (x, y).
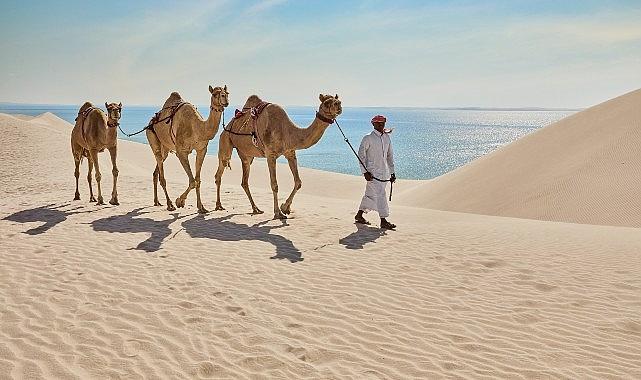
top-left (80, 149), bottom-right (89, 163)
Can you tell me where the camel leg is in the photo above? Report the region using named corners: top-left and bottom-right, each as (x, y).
top-left (153, 165), bottom-right (162, 206)
top-left (147, 130), bottom-right (164, 207)
top-left (214, 159), bottom-right (226, 211)
top-left (72, 145), bottom-right (82, 200)
top-left (108, 147), bottom-right (119, 205)
top-left (89, 149), bottom-right (104, 205)
top-left (175, 151), bottom-right (196, 209)
top-left (87, 153), bottom-right (96, 202)
top-left (194, 148), bottom-right (208, 214)
top-left (267, 156), bottom-right (286, 219)
top-left (215, 133), bottom-right (233, 211)
top-left (154, 151), bottom-right (175, 211)
top-left (280, 150), bottom-right (302, 215)
top-left (239, 154), bottom-right (263, 214)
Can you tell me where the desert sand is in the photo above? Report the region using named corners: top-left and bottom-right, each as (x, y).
top-left (1, 90), bottom-right (640, 379)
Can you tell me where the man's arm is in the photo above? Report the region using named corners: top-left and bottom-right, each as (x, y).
top-left (387, 137), bottom-right (395, 175)
top-left (357, 136), bottom-right (369, 174)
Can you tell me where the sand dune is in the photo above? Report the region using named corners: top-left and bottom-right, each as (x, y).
top-left (1, 104), bottom-right (641, 379)
top-left (397, 88), bottom-right (641, 227)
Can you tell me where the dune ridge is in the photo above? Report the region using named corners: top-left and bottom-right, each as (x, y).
top-left (397, 88), bottom-right (641, 227)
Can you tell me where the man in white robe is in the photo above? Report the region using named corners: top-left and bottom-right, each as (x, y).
top-left (355, 115), bottom-right (396, 230)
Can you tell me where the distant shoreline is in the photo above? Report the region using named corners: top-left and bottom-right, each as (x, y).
top-left (0, 102), bottom-right (583, 112)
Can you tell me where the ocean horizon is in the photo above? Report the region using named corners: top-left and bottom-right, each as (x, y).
top-left (0, 103), bottom-right (576, 180)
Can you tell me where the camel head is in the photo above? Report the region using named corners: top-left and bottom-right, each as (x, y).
top-left (105, 102), bottom-right (122, 126)
top-left (318, 94), bottom-right (342, 122)
top-left (209, 85), bottom-right (229, 112)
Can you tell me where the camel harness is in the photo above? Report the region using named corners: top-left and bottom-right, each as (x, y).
top-left (223, 101), bottom-right (271, 152)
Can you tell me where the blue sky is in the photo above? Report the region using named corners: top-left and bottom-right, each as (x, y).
top-left (1, 0), bottom-right (640, 107)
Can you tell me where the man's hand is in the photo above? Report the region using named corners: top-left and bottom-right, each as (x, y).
top-left (390, 173), bottom-right (396, 183)
top-left (364, 172), bottom-right (373, 181)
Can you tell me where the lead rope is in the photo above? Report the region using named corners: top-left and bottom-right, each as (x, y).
top-left (333, 119), bottom-right (393, 201)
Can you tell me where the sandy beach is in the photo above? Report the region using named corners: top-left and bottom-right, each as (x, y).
top-left (1, 90), bottom-right (641, 379)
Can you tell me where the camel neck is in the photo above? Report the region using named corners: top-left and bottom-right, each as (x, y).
top-left (290, 115), bottom-right (331, 150)
top-left (201, 107), bottom-right (223, 140)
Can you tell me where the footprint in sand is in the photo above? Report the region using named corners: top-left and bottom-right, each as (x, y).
top-left (178, 301), bottom-right (197, 309)
top-left (225, 306), bottom-right (246, 316)
top-left (196, 361), bottom-right (222, 378)
top-left (122, 339), bottom-right (142, 357)
top-left (286, 345), bottom-right (308, 361)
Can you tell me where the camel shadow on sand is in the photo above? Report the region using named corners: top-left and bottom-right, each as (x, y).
top-left (181, 214), bottom-right (303, 263)
top-left (339, 223), bottom-right (387, 250)
top-left (90, 207), bottom-right (188, 253)
top-left (2, 203), bottom-right (94, 235)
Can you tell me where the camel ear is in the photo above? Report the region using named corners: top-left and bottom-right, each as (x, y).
top-left (224, 85), bottom-right (227, 92)
top-left (335, 94), bottom-right (339, 99)
top-left (209, 85), bottom-right (215, 94)
top-left (105, 102), bottom-right (108, 109)
top-left (319, 94), bottom-right (324, 102)
top-left (118, 102), bottom-right (122, 108)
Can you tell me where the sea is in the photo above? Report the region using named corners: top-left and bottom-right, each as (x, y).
top-left (0, 104), bottom-right (576, 180)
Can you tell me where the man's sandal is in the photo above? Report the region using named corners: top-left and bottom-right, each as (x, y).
top-left (380, 221), bottom-right (396, 230)
top-left (355, 216), bottom-right (370, 225)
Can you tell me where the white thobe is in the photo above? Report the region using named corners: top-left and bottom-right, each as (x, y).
top-left (357, 130), bottom-right (395, 218)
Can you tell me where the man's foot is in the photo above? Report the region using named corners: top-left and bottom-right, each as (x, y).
top-left (380, 220), bottom-right (396, 230)
top-left (355, 215), bottom-right (370, 225)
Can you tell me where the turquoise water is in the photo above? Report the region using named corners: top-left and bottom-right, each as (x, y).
top-left (0, 104), bottom-right (575, 180)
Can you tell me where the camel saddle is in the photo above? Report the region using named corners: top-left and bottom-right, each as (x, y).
top-left (147, 101), bottom-right (190, 147)
top-left (225, 101), bottom-right (271, 149)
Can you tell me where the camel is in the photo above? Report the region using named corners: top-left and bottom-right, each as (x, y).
top-left (215, 93), bottom-right (342, 219)
top-left (71, 101), bottom-right (122, 205)
top-left (146, 85), bottom-right (229, 214)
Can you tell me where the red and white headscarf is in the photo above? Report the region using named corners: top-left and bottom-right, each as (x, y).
top-left (371, 115), bottom-right (393, 133)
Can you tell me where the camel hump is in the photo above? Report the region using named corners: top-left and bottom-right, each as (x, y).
top-left (162, 92), bottom-right (184, 109)
top-left (78, 102), bottom-right (94, 113)
top-left (76, 101), bottom-right (99, 122)
top-left (243, 95), bottom-right (263, 110)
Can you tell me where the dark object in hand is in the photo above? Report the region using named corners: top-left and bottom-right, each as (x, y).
top-left (364, 172), bottom-right (373, 181)
top-left (390, 173), bottom-right (396, 183)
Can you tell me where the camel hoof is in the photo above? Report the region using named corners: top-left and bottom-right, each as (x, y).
top-left (198, 207), bottom-right (209, 214)
top-left (73, 193), bottom-right (80, 201)
top-left (252, 209), bottom-right (264, 215)
top-left (175, 198), bottom-right (185, 208)
top-left (167, 204), bottom-right (176, 211)
top-left (89, 197), bottom-right (97, 202)
top-left (214, 204), bottom-right (225, 211)
top-left (109, 199), bottom-right (119, 206)
top-left (280, 204), bottom-right (291, 215)
top-left (273, 212), bottom-right (287, 220)
top-left (154, 201), bottom-right (162, 206)
top-left (96, 200), bottom-right (105, 206)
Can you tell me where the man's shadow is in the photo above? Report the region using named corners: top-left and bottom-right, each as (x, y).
top-left (2, 203), bottom-right (93, 235)
top-left (91, 207), bottom-right (187, 252)
top-left (181, 214), bottom-right (303, 263)
top-left (339, 223), bottom-right (387, 250)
